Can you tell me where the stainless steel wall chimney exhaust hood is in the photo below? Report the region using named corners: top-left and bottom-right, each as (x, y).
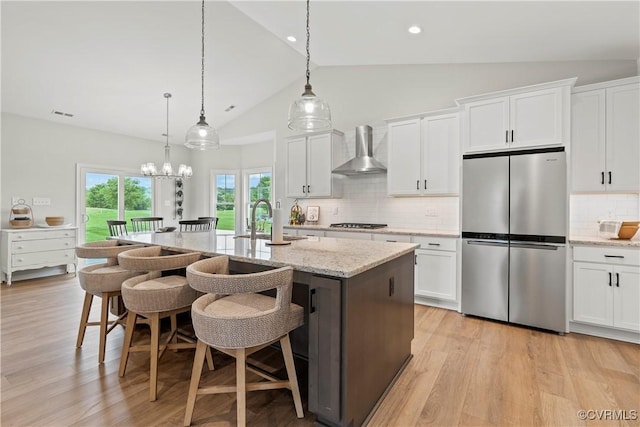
top-left (332, 125), bottom-right (387, 175)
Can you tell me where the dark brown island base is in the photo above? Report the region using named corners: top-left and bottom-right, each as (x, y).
top-left (113, 230), bottom-right (417, 427)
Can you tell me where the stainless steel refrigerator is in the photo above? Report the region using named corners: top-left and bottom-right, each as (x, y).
top-left (461, 148), bottom-right (567, 333)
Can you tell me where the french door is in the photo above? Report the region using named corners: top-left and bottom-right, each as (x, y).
top-left (77, 165), bottom-right (156, 244)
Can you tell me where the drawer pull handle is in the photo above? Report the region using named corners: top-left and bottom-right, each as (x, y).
top-left (604, 255), bottom-right (624, 259)
top-left (386, 240), bottom-right (397, 242)
top-left (428, 243), bottom-right (441, 246)
top-left (17, 246), bottom-right (23, 249)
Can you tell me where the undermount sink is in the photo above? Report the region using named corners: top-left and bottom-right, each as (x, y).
top-left (234, 233), bottom-right (306, 241)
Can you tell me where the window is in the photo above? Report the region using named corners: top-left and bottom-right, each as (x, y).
top-left (213, 173), bottom-right (237, 231)
top-left (79, 167), bottom-right (155, 243)
top-left (246, 169), bottom-right (272, 233)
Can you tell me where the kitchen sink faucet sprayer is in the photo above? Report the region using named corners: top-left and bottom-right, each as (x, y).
top-left (251, 199), bottom-right (272, 241)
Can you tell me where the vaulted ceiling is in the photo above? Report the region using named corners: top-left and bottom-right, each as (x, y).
top-left (2, 1), bottom-right (638, 145)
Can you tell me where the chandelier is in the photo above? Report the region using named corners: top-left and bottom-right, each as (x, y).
top-left (288, 0), bottom-right (331, 132)
top-left (185, 0), bottom-right (220, 150)
top-left (141, 93), bottom-right (193, 179)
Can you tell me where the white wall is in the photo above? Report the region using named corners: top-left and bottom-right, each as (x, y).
top-left (0, 113), bottom-right (253, 229)
top-left (218, 60), bottom-right (638, 230)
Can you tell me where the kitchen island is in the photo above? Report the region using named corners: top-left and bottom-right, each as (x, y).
top-left (113, 230), bottom-right (418, 427)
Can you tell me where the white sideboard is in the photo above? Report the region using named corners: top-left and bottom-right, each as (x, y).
top-left (1, 227), bottom-right (77, 285)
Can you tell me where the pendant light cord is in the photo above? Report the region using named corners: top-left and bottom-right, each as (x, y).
top-left (305, 0), bottom-right (310, 86)
top-left (200, 0), bottom-right (206, 116)
top-left (165, 93), bottom-right (170, 148)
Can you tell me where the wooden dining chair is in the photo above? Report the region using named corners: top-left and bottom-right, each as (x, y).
top-left (107, 220), bottom-right (128, 236)
top-left (197, 217), bottom-right (219, 230)
top-left (130, 217), bottom-right (163, 232)
top-left (179, 219), bottom-right (212, 232)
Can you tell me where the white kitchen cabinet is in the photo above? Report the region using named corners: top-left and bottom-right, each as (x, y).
top-left (1, 227), bottom-right (77, 285)
top-left (572, 245), bottom-right (640, 337)
top-left (571, 77), bottom-right (639, 192)
top-left (413, 236), bottom-right (459, 310)
top-left (457, 78), bottom-right (575, 153)
top-left (285, 227), bottom-right (325, 238)
top-left (325, 230), bottom-right (372, 240)
top-left (387, 110), bottom-right (459, 196)
top-left (286, 130), bottom-right (343, 198)
top-left (371, 233), bottom-right (412, 243)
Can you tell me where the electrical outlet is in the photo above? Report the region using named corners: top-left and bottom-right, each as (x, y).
top-left (425, 208), bottom-right (438, 217)
top-left (333, 207), bottom-right (339, 215)
top-left (33, 197), bottom-right (51, 206)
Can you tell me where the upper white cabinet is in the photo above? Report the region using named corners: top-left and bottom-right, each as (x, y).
top-left (571, 77), bottom-right (639, 193)
top-left (286, 130), bottom-right (343, 198)
top-left (456, 78), bottom-right (576, 153)
top-left (386, 109), bottom-right (460, 196)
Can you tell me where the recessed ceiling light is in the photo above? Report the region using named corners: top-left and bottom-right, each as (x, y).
top-left (408, 25), bottom-right (422, 35)
top-left (287, 35), bottom-right (296, 42)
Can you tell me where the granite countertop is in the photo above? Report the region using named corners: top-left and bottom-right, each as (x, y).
top-left (112, 230), bottom-right (419, 278)
top-left (284, 224), bottom-right (459, 238)
top-left (570, 236), bottom-right (640, 248)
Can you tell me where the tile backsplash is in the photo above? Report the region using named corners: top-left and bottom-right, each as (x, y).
top-left (570, 193), bottom-right (640, 237)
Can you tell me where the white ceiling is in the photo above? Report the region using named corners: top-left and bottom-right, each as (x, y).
top-left (2, 1), bottom-right (638, 146)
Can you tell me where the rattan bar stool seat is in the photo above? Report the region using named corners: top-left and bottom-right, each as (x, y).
top-left (117, 246), bottom-right (212, 401)
top-left (75, 240), bottom-right (145, 364)
top-left (184, 256), bottom-right (304, 426)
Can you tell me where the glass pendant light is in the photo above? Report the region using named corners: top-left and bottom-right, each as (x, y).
top-left (141, 93), bottom-right (193, 179)
top-left (185, 0), bottom-right (220, 150)
top-left (288, 0), bottom-right (331, 132)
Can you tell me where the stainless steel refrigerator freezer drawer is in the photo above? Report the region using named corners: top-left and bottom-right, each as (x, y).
top-left (509, 242), bottom-right (566, 332)
top-left (461, 239), bottom-right (509, 321)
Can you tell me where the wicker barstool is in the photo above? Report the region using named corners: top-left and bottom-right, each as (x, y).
top-left (75, 241), bottom-right (144, 364)
top-left (183, 256), bottom-right (304, 427)
top-left (117, 246), bottom-right (213, 401)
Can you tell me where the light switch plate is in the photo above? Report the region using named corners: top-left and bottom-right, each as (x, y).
top-left (33, 197), bottom-right (51, 206)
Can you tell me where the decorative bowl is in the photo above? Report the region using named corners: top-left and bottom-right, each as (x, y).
top-left (45, 216), bottom-right (65, 226)
top-left (10, 219), bottom-right (33, 228)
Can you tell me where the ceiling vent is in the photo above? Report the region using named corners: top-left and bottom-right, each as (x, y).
top-left (51, 110), bottom-right (74, 118)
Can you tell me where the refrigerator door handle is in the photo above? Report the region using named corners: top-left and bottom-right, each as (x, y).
top-left (466, 240), bottom-right (509, 247)
top-left (510, 242), bottom-right (560, 250)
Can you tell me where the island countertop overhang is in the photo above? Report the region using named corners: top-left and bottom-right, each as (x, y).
top-left (111, 231), bottom-right (419, 278)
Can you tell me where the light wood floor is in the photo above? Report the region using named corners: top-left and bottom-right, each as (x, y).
top-left (1, 274), bottom-right (638, 426)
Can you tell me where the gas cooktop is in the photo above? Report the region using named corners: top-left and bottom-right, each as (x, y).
top-left (329, 223), bottom-right (388, 229)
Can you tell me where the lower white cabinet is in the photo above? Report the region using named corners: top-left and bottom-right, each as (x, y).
top-left (572, 245), bottom-right (640, 340)
top-left (1, 227), bottom-right (77, 285)
top-left (324, 230), bottom-right (372, 240)
top-left (413, 236), bottom-right (459, 310)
